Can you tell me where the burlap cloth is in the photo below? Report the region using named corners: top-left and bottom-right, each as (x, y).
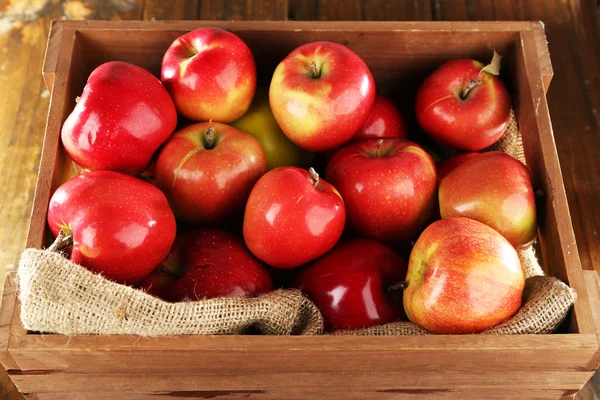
top-left (18, 249), bottom-right (323, 336)
top-left (17, 110), bottom-right (576, 336)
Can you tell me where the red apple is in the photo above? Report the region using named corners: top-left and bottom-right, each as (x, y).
top-left (436, 152), bottom-right (480, 184)
top-left (295, 239), bottom-right (408, 331)
top-left (415, 58), bottom-right (511, 151)
top-left (243, 167), bottom-right (345, 269)
top-left (47, 171), bottom-right (176, 284)
top-left (439, 151), bottom-right (537, 247)
top-left (326, 139), bottom-right (437, 244)
top-left (403, 217), bottom-right (524, 334)
top-left (269, 41), bottom-right (376, 152)
top-left (169, 229), bottom-right (273, 301)
top-left (354, 95), bottom-right (408, 141)
top-left (138, 239), bottom-right (187, 299)
top-left (161, 27), bottom-right (256, 122)
top-left (154, 122), bottom-right (267, 225)
top-left (61, 61), bottom-right (177, 175)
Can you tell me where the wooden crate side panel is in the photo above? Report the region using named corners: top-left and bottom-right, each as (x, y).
top-left (513, 31), bottom-right (596, 336)
top-left (9, 331), bottom-right (598, 352)
top-left (26, 26), bottom-right (83, 251)
top-left (0, 275), bottom-right (19, 371)
top-left (9, 371), bottom-right (595, 393)
top-left (26, 388), bottom-right (580, 400)
top-left (7, 347), bottom-right (597, 374)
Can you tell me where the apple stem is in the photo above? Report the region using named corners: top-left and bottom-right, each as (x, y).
top-left (461, 79), bottom-right (483, 100)
top-left (376, 139), bottom-right (384, 158)
top-left (388, 281), bottom-right (408, 292)
top-left (308, 167), bottom-right (320, 187)
top-left (204, 126), bottom-right (215, 149)
top-left (48, 229), bottom-right (73, 253)
top-left (310, 61), bottom-right (320, 79)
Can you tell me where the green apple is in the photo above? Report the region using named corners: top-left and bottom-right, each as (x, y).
top-left (232, 88), bottom-right (314, 170)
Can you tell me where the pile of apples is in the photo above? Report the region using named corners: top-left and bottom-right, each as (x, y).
top-left (48, 27), bottom-right (537, 334)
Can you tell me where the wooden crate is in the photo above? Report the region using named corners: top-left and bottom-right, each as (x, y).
top-left (1, 20), bottom-right (599, 399)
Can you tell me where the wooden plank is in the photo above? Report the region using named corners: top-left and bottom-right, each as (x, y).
top-left (532, 21), bottom-right (553, 92)
top-left (9, 329), bottom-right (599, 352)
top-left (45, 19), bottom-right (540, 32)
top-left (27, 388), bottom-right (581, 400)
top-left (41, 21), bottom-right (62, 92)
top-left (9, 371), bottom-right (595, 393)
top-left (142, 0), bottom-right (200, 20)
top-left (25, 24), bottom-right (79, 251)
top-left (512, 29), bottom-right (597, 336)
top-left (8, 346), bottom-right (597, 374)
top-left (583, 269), bottom-right (600, 371)
top-left (0, 275), bottom-right (19, 370)
top-left (289, 0), bottom-right (433, 21)
top-left (198, 0), bottom-right (288, 21)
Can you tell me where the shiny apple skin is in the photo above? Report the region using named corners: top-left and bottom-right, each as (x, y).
top-left (47, 171), bottom-right (176, 285)
top-left (161, 27), bottom-right (256, 122)
top-left (439, 151), bottom-right (537, 247)
top-left (435, 152), bottom-right (480, 184)
top-left (269, 41), bottom-right (376, 152)
top-left (295, 239), bottom-right (407, 331)
top-left (354, 95), bottom-right (408, 141)
top-left (326, 139), bottom-right (437, 244)
top-left (243, 167), bottom-right (345, 269)
top-left (164, 229), bottom-right (273, 301)
top-left (231, 87), bottom-right (314, 170)
top-left (415, 59), bottom-right (511, 151)
top-left (61, 62), bottom-right (177, 175)
top-left (404, 217), bottom-right (524, 334)
top-left (154, 122), bottom-right (267, 225)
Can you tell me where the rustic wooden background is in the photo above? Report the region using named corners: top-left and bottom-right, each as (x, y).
top-left (0, 0), bottom-right (599, 398)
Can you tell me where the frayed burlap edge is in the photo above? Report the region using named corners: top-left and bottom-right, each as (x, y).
top-left (18, 248), bottom-right (324, 336)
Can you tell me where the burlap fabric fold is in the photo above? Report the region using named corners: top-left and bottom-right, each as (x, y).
top-left (18, 249), bottom-right (323, 336)
top-left (17, 108), bottom-right (575, 336)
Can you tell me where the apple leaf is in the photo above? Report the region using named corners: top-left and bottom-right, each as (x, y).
top-left (480, 50), bottom-right (502, 76)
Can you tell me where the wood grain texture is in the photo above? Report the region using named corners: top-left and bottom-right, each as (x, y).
top-left (199, 0), bottom-right (288, 20)
top-left (143, 0), bottom-right (199, 20)
top-left (26, 389), bottom-right (585, 400)
top-left (9, 371), bottom-right (596, 393)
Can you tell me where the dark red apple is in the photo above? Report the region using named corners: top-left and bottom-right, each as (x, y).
top-left (61, 61), bottom-right (177, 175)
top-left (326, 139), bottom-right (437, 244)
top-left (269, 41), bottom-right (376, 151)
top-left (439, 151), bottom-right (537, 247)
top-left (161, 27), bottom-right (256, 122)
top-left (295, 239), bottom-right (408, 331)
top-left (415, 58), bottom-right (511, 151)
top-left (436, 152), bottom-right (480, 184)
top-left (243, 167), bottom-right (345, 269)
top-left (354, 94), bottom-right (407, 141)
top-left (170, 229), bottom-right (273, 301)
top-left (47, 171), bottom-right (176, 284)
top-left (154, 122), bottom-right (267, 225)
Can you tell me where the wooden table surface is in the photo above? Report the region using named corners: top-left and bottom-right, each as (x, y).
top-left (0, 0), bottom-right (599, 398)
